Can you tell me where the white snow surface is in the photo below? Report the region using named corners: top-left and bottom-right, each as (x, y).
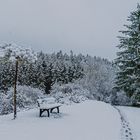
top-left (118, 106), bottom-right (140, 139)
top-left (0, 101), bottom-right (121, 140)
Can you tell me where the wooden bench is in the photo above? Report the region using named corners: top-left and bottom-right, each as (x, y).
top-left (37, 98), bottom-right (62, 117)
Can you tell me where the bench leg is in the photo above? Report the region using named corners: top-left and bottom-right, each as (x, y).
top-left (50, 108), bottom-right (53, 113)
top-left (57, 107), bottom-right (59, 113)
top-left (50, 107), bottom-right (60, 113)
top-left (47, 109), bottom-right (50, 117)
top-left (39, 109), bottom-right (43, 117)
top-left (40, 109), bottom-right (50, 117)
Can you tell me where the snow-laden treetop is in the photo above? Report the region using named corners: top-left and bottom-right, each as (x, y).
top-left (0, 43), bottom-right (37, 62)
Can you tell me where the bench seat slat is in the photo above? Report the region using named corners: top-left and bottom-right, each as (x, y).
top-left (39, 103), bottom-right (62, 109)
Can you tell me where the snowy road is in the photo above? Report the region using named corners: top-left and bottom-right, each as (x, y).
top-left (0, 101), bottom-right (121, 140)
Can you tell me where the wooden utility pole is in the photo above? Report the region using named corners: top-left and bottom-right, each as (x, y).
top-left (13, 57), bottom-right (19, 119)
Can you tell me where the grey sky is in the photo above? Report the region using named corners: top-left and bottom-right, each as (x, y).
top-left (0, 0), bottom-right (139, 60)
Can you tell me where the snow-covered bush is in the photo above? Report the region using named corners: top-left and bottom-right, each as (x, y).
top-left (50, 83), bottom-right (91, 105)
top-left (110, 91), bottom-right (131, 106)
top-left (0, 86), bottom-right (44, 115)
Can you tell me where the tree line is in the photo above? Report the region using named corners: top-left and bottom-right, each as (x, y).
top-left (0, 49), bottom-right (86, 94)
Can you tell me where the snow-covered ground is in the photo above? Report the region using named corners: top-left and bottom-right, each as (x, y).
top-left (118, 106), bottom-right (140, 140)
top-left (0, 101), bottom-right (121, 140)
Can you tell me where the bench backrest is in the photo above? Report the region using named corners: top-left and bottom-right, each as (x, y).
top-left (37, 97), bottom-right (56, 107)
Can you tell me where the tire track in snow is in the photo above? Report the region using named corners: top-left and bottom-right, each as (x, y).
top-left (113, 106), bottom-right (136, 140)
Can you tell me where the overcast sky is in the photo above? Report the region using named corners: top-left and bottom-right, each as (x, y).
top-left (0, 0), bottom-right (139, 60)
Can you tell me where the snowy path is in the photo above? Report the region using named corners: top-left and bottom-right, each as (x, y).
top-left (114, 107), bottom-right (136, 140)
top-left (118, 106), bottom-right (140, 140)
top-left (0, 101), bottom-right (121, 140)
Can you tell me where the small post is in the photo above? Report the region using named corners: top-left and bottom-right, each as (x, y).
top-left (13, 57), bottom-right (19, 119)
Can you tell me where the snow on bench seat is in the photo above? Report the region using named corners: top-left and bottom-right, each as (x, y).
top-left (39, 103), bottom-right (62, 109)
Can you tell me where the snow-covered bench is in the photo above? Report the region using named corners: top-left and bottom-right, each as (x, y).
top-left (136, 102), bottom-right (140, 107)
top-left (37, 98), bottom-right (62, 117)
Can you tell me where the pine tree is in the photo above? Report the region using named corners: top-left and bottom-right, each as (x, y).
top-left (115, 4), bottom-right (140, 102)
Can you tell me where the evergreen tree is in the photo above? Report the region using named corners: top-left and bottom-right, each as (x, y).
top-left (115, 4), bottom-right (140, 102)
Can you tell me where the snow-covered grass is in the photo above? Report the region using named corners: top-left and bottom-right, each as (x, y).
top-left (0, 101), bottom-right (121, 140)
top-left (118, 106), bottom-right (140, 139)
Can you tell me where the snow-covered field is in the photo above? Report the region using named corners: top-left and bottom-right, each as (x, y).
top-left (0, 101), bottom-right (121, 140)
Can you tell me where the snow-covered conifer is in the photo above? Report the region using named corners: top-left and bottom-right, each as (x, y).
top-left (115, 4), bottom-right (140, 102)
